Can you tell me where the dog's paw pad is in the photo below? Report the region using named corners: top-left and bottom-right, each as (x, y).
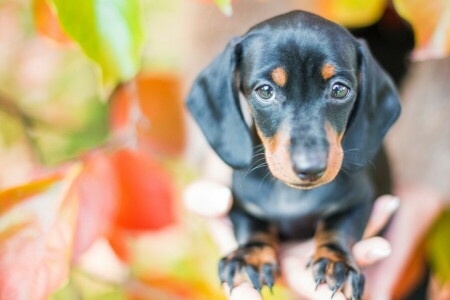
top-left (219, 242), bottom-right (278, 292)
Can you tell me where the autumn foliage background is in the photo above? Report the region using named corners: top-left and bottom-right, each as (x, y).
top-left (0, 0), bottom-right (449, 299)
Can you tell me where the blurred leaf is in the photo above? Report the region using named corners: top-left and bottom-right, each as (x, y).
top-left (0, 174), bottom-right (61, 216)
top-left (110, 74), bottom-right (186, 157)
top-left (33, 0), bottom-right (72, 45)
top-left (49, 281), bottom-right (79, 300)
top-left (50, 0), bottom-right (144, 85)
top-left (0, 111), bottom-right (25, 147)
top-left (110, 149), bottom-right (176, 231)
top-left (72, 151), bottom-right (119, 261)
top-left (0, 165), bottom-right (81, 300)
top-left (393, 0), bottom-right (450, 60)
top-left (427, 209), bottom-right (450, 284)
top-left (64, 99), bottom-right (109, 160)
top-left (57, 269), bottom-right (126, 300)
top-left (35, 97), bottom-right (108, 166)
top-left (213, 0), bottom-right (232, 16)
top-left (140, 276), bottom-right (225, 300)
top-left (316, 0), bottom-right (387, 27)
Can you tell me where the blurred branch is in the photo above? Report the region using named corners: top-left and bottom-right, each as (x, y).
top-left (0, 92), bottom-right (43, 164)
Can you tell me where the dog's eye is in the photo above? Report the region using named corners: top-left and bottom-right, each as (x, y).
top-left (330, 83), bottom-right (349, 99)
top-left (255, 85), bottom-right (275, 101)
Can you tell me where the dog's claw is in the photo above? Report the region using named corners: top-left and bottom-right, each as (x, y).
top-left (306, 257), bottom-right (313, 269)
top-left (310, 247), bottom-right (365, 300)
top-left (226, 258), bottom-right (240, 290)
top-left (218, 243), bottom-right (278, 292)
top-left (262, 263), bottom-right (275, 289)
top-left (327, 262), bottom-right (345, 292)
top-left (349, 270), bottom-right (365, 300)
top-left (315, 280), bottom-right (321, 291)
top-left (312, 258), bottom-right (327, 288)
top-left (218, 258), bottom-right (226, 284)
top-left (331, 287), bottom-right (338, 299)
top-left (245, 265), bottom-right (262, 291)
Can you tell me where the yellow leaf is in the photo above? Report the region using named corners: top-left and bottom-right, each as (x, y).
top-left (316, 0), bottom-right (387, 27)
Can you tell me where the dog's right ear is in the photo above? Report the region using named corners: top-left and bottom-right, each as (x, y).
top-left (186, 37), bottom-right (253, 169)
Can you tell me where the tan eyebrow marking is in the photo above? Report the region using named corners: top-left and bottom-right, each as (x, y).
top-left (271, 67), bottom-right (287, 87)
top-left (321, 63), bottom-right (336, 80)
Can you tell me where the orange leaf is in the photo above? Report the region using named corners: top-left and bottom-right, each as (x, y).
top-left (0, 165), bottom-right (81, 300)
top-left (394, 0), bottom-right (450, 59)
top-left (110, 74), bottom-right (186, 157)
top-left (33, 0), bottom-right (72, 45)
top-left (0, 174), bottom-right (62, 217)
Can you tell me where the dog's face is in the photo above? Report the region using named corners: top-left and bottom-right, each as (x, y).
top-left (239, 22), bottom-right (358, 188)
top-left (187, 11), bottom-right (400, 190)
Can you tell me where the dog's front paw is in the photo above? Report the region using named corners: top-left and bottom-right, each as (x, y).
top-left (219, 242), bottom-right (279, 292)
top-left (308, 245), bottom-right (365, 300)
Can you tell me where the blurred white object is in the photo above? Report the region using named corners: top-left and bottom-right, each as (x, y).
top-left (184, 180), bottom-right (233, 217)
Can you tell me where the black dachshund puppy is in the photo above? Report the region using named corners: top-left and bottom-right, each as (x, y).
top-left (187, 10), bottom-right (400, 299)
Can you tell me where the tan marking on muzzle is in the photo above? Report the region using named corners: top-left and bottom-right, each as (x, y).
top-left (271, 67), bottom-right (287, 87)
top-left (323, 121), bottom-right (344, 181)
top-left (255, 121), bottom-right (344, 190)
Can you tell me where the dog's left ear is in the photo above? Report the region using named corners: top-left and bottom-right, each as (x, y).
top-left (342, 40), bottom-right (401, 171)
top-left (186, 37), bottom-right (253, 169)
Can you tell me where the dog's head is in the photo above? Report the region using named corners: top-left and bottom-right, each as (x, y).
top-left (187, 11), bottom-right (400, 189)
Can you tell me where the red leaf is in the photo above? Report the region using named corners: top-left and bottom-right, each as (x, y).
top-left (107, 226), bottom-right (131, 262)
top-left (111, 149), bottom-right (176, 231)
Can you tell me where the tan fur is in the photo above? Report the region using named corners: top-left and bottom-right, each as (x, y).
top-left (271, 67), bottom-right (287, 87)
top-left (256, 122), bottom-right (344, 189)
top-left (321, 63), bottom-right (335, 80)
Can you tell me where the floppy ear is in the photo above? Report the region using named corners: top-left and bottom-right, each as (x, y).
top-left (342, 40), bottom-right (401, 171)
top-left (186, 38), bottom-right (253, 169)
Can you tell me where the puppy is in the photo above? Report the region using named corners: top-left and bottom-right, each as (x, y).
top-left (187, 10), bottom-right (400, 299)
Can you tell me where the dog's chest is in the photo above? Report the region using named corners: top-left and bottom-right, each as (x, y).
top-left (232, 167), bottom-right (373, 236)
top-left (232, 170), bottom-right (343, 219)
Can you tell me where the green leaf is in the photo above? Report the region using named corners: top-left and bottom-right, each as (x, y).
top-left (50, 0), bottom-right (144, 86)
top-left (213, 0), bottom-right (232, 16)
top-left (49, 281), bottom-right (79, 300)
top-left (427, 209), bottom-right (450, 284)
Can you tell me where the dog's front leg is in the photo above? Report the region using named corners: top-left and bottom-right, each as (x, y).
top-left (310, 202), bottom-right (372, 300)
top-left (219, 206), bottom-right (279, 292)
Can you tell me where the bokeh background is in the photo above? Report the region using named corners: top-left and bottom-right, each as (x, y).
top-left (0, 0), bottom-right (449, 299)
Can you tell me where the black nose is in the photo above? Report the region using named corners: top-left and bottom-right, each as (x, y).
top-left (292, 155), bottom-right (327, 182)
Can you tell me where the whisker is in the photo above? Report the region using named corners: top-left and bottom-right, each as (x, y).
top-left (269, 176), bottom-right (277, 188)
top-left (243, 157), bottom-right (266, 176)
top-left (345, 161), bottom-right (364, 167)
top-left (252, 145), bottom-right (265, 153)
top-left (343, 148), bottom-right (360, 153)
top-left (244, 162), bottom-right (268, 178)
top-left (250, 152), bottom-right (266, 160)
top-left (258, 171), bottom-right (272, 191)
top-left (340, 166), bottom-right (350, 176)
